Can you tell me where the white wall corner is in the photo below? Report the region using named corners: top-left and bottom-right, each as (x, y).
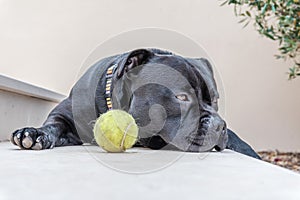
top-left (0, 75), bottom-right (66, 142)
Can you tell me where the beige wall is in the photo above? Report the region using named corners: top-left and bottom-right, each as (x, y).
top-left (0, 89), bottom-right (57, 141)
top-left (0, 0), bottom-right (299, 151)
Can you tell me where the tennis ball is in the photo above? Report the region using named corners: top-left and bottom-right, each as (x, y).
top-left (93, 109), bottom-right (138, 152)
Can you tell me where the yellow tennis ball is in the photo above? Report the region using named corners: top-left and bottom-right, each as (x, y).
top-left (93, 109), bottom-right (138, 152)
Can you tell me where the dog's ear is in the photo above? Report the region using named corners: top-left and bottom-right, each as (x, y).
top-left (186, 58), bottom-right (219, 111)
top-left (117, 49), bottom-right (153, 78)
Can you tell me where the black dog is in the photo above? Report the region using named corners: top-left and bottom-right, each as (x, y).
top-left (11, 48), bottom-right (260, 159)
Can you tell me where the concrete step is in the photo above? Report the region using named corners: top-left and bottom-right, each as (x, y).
top-left (1, 142), bottom-right (300, 200)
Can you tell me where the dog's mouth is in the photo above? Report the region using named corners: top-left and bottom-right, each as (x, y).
top-left (136, 130), bottom-right (227, 152)
top-left (185, 128), bottom-right (227, 152)
top-left (186, 135), bottom-right (205, 146)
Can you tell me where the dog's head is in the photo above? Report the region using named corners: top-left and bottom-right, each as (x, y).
top-left (111, 49), bottom-right (228, 152)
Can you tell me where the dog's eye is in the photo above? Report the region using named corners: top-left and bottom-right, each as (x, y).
top-left (175, 94), bottom-right (189, 101)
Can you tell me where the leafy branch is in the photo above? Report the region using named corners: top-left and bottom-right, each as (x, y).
top-left (221, 0), bottom-right (300, 79)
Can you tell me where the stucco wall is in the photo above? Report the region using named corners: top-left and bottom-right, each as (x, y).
top-left (0, 0), bottom-right (299, 151)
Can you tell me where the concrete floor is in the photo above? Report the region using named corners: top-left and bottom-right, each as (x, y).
top-left (1, 142), bottom-right (300, 200)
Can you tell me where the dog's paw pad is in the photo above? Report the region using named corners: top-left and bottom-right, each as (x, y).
top-left (13, 133), bottom-right (22, 148)
top-left (31, 136), bottom-right (43, 150)
top-left (22, 132), bottom-right (34, 149)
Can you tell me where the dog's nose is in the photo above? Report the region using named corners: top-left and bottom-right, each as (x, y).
top-left (200, 115), bottom-right (225, 133)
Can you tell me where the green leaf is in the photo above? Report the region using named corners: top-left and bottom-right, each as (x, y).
top-left (257, 1), bottom-right (262, 10)
top-left (275, 54), bottom-right (284, 59)
top-left (271, 4), bottom-right (276, 12)
top-left (238, 18), bottom-right (248, 23)
top-left (220, 0), bottom-right (229, 6)
top-left (256, 20), bottom-right (264, 29)
top-left (246, 11), bottom-right (251, 17)
top-left (242, 20), bottom-right (251, 28)
top-left (289, 67), bottom-right (295, 74)
top-left (264, 32), bottom-right (276, 40)
top-left (261, 4), bottom-right (268, 14)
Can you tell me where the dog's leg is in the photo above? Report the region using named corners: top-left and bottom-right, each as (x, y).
top-left (10, 99), bottom-right (82, 150)
top-left (226, 129), bottom-right (261, 159)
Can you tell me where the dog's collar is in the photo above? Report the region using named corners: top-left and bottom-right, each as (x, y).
top-left (105, 64), bottom-right (117, 110)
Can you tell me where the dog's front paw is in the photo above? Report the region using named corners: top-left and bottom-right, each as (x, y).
top-left (10, 127), bottom-right (55, 150)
